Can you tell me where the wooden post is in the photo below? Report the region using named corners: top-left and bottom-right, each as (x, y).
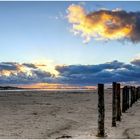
top-left (138, 87), bottom-right (140, 99)
top-left (135, 87), bottom-right (137, 102)
top-left (122, 86), bottom-right (128, 112)
top-left (136, 87), bottom-right (139, 101)
top-left (122, 86), bottom-right (126, 113)
top-left (128, 87), bottom-right (130, 109)
top-left (120, 85), bottom-right (122, 116)
top-left (125, 86), bottom-right (127, 111)
top-left (138, 87), bottom-right (139, 100)
top-left (133, 87), bottom-right (135, 103)
top-left (97, 84), bottom-right (105, 137)
top-left (132, 87), bottom-right (135, 105)
top-left (139, 87), bottom-right (140, 99)
top-left (116, 83), bottom-right (121, 121)
top-left (133, 86), bottom-right (135, 105)
top-left (125, 86), bottom-right (127, 110)
top-left (130, 86), bottom-right (133, 107)
top-left (134, 87), bottom-right (136, 103)
top-left (112, 82), bottom-right (117, 127)
top-left (126, 86), bottom-right (129, 110)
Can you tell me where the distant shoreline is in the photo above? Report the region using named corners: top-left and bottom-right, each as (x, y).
top-left (0, 88), bottom-right (96, 92)
top-left (0, 86), bottom-right (97, 91)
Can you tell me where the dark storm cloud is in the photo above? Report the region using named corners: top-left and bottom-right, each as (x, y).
top-left (56, 61), bottom-right (140, 85)
top-left (56, 60), bottom-right (124, 75)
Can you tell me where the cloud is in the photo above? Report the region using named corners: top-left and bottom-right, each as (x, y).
top-left (0, 62), bottom-right (18, 70)
top-left (0, 62), bottom-right (54, 84)
top-left (131, 57), bottom-right (140, 66)
top-left (67, 4), bottom-right (140, 43)
top-left (56, 60), bottom-right (140, 85)
top-left (22, 63), bottom-right (38, 69)
top-left (56, 61), bottom-right (124, 75)
top-left (1, 60), bottom-right (140, 85)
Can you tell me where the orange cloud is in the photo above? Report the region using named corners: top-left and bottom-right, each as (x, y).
top-left (67, 4), bottom-right (136, 43)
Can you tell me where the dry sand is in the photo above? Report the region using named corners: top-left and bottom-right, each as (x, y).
top-left (0, 89), bottom-right (139, 139)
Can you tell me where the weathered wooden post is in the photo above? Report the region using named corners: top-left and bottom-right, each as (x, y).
top-left (136, 87), bottom-right (139, 101)
top-left (130, 86), bottom-right (133, 107)
top-left (126, 86), bottom-right (129, 110)
top-left (131, 87), bottom-right (135, 106)
top-left (116, 83), bottom-right (121, 121)
top-left (139, 87), bottom-right (140, 99)
top-left (138, 87), bottom-right (140, 99)
top-left (122, 86), bottom-right (126, 113)
top-left (138, 87), bottom-right (139, 100)
top-left (122, 86), bottom-right (128, 112)
top-left (135, 87), bottom-right (137, 102)
top-left (134, 87), bottom-right (136, 103)
top-left (112, 82), bottom-right (117, 127)
top-left (138, 87), bottom-right (139, 99)
top-left (97, 84), bottom-right (105, 137)
top-left (120, 84), bottom-right (122, 116)
top-left (132, 86), bottom-right (135, 105)
top-left (125, 86), bottom-right (128, 111)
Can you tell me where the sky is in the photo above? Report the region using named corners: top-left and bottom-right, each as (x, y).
top-left (0, 1), bottom-right (140, 87)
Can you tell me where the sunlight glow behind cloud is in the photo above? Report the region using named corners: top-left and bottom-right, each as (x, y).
top-left (67, 4), bottom-right (140, 43)
top-left (1, 59), bottom-right (140, 86)
top-left (31, 59), bottom-right (59, 76)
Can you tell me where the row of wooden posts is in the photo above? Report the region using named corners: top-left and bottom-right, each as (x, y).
top-left (97, 82), bottom-right (140, 137)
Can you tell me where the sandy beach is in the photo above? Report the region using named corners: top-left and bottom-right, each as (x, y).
top-left (0, 89), bottom-right (139, 139)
